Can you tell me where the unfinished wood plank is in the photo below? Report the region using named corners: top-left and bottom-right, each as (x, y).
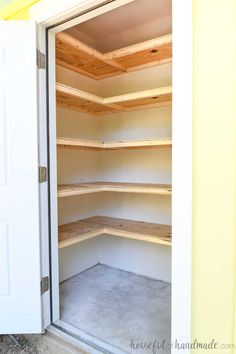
top-left (119, 94), bottom-right (172, 109)
top-left (56, 58), bottom-right (98, 80)
top-left (57, 83), bottom-right (102, 104)
top-left (56, 83), bottom-right (172, 115)
top-left (59, 216), bottom-right (172, 248)
top-left (56, 91), bottom-right (115, 114)
top-left (105, 34), bottom-right (172, 60)
top-left (57, 137), bottom-right (172, 150)
top-left (104, 87), bottom-right (172, 111)
top-left (56, 83), bottom-right (120, 115)
top-left (104, 87), bottom-right (172, 104)
top-left (56, 32), bottom-right (126, 78)
top-left (59, 220), bottom-right (104, 247)
top-left (106, 35), bottom-right (172, 72)
top-left (56, 32), bottom-right (172, 79)
top-left (57, 182), bottom-right (172, 198)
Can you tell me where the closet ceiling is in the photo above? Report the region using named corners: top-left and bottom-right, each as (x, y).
top-left (65, 0), bottom-right (172, 53)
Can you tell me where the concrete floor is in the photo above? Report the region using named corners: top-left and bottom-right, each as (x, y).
top-left (60, 264), bottom-right (171, 354)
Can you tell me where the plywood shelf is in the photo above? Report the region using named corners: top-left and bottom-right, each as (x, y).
top-left (56, 32), bottom-right (172, 80)
top-left (59, 216), bottom-right (171, 248)
top-left (57, 137), bottom-right (172, 150)
top-left (56, 83), bottom-right (172, 115)
top-left (58, 182), bottom-right (172, 198)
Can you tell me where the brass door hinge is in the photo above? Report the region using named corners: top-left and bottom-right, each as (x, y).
top-left (41, 276), bottom-right (49, 295)
top-left (39, 166), bottom-right (47, 183)
top-left (37, 49), bottom-right (46, 69)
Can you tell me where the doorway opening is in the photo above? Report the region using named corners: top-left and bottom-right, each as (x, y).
top-left (48, 0), bottom-right (172, 352)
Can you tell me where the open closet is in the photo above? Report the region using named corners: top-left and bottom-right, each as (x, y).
top-left (52, 0), bottom-right (172, 352)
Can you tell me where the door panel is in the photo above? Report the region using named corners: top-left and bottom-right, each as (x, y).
top-left (0, 21), bottom-right (43, 334)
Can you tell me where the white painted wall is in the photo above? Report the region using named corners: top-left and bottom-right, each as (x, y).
top-left (60, 235), bottom-right (171, 282)
top-left (56, 63), bottom-right (172, 96)
top-left (56, 66), bottom-right (99, 94)
top-left (97, 106), bottom-right (172, 141)
top-left (97, 235), bottom-right (171, 282)
top-left (98, 63), bottom-right (171, 96)
top-left (59, 238), bottom-right (100, 282)
top-left (57, 63), bottom-right (172, 283)
top-left (58, 194), bottom-right (101, 225)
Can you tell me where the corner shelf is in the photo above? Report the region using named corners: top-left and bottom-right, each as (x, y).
top-left (56, 83), bottom-right (172, 115)
top-left (57, 137), bottom-right (172, 150)
top-left (56, 32), bottom-right (172, 80)
top-left (59, 216), bottom-right (171, 248)
top-left (58, 182), bottom-right (172, 198)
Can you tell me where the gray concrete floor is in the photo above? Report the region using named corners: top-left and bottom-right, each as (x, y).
top-left (60, 264), bottom-right (171, 354)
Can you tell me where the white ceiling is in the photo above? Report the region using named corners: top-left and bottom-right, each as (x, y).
top-left (65, 0), bottom-right (172, 53)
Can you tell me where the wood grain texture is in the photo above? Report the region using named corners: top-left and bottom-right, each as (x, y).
top-left (56, 33), bottom-right (125, 77)
top-left (56, 90), bottom-right (116, 114)
top-left (58, 182), bottom-right (172, 198)
top-left (56, 32), bottom-right (172, 79)
top-left (59, 215), bottom-right (172, 248)
top-left (56, 83), bottom-right (172, 115)
top-left (57, 137), bottom-right (172, 150)
top-left (118, 94), bottom-right (172, 108)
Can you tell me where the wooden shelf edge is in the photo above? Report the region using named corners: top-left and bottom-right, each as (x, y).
top-left (56, 83), bottom-right (172, 104)
top-left (59, 229), bottom-right (103, 248)
top-left (56, 32), bottom-right (172, 79)
top-left (104, 34), bottom-right (172, 60)
top-left (59, 216), bottom-right (171, 248)
top-left (56, 83), bottom-right (172, 115)
top-left (103, 86), bottom-right (172, 104)
top-left (56, 32), bottom-right (127, 73)
top-left (57, 137), bottom-right (172, 150)
top-left (59, 227), bottom-right (171, 248)
top-left (56, 83), bottom-right (103, 104)
top-left (57, 182), bottom-right (172, 198)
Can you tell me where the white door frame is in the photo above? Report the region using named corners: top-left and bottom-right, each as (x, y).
top-left (31, 0), bottom-right (192, 352)
top-left (37, 23), bottom-right (51, 330)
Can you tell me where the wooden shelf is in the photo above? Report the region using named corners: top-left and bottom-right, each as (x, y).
top-left (57, 137), bottom-right (172, 150)
top-left (58, 182), bottom-right (172, 198)
top-left (56, 83), bottom-right (172, 115)
top-left (56, 32), bottom-right (172, 80)
top-left (59, 216), bottom-right (171, 248)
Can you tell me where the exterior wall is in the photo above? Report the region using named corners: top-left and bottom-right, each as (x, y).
top-left (0, 0), bottom-right (40, 19)
top-left (192, 1), bottom-right (236, 352)
top-left (1, 0), bottom-right (236, 351)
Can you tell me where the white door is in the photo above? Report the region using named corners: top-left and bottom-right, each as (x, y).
top-left (0, 21), bottom-right (45, 334)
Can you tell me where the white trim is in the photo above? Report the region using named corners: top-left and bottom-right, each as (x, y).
top-left (47, 30), bottom-right (60, 321)
top-left (30, 0), bottom-right (135, 31)
top-left (47, 324), bottom-right (103, 354)
top-left (31, 0), bottom-right (192, 351)
top-left (53, 320), bottom-right (127, 354)
top-left (37, 24), bottom-right (51, 330)
top-left (172, 0), bottom-right (192, 352)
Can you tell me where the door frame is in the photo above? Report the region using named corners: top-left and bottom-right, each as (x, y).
top-left (32, 0), bottom-right (192, 351)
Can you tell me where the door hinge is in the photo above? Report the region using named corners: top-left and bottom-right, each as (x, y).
top-left (37, 49), bottom-right (46, 69)
top-left (39, 166), bottom-right (47, 183)
top-left (41, 276), bottom-right (49, 295)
